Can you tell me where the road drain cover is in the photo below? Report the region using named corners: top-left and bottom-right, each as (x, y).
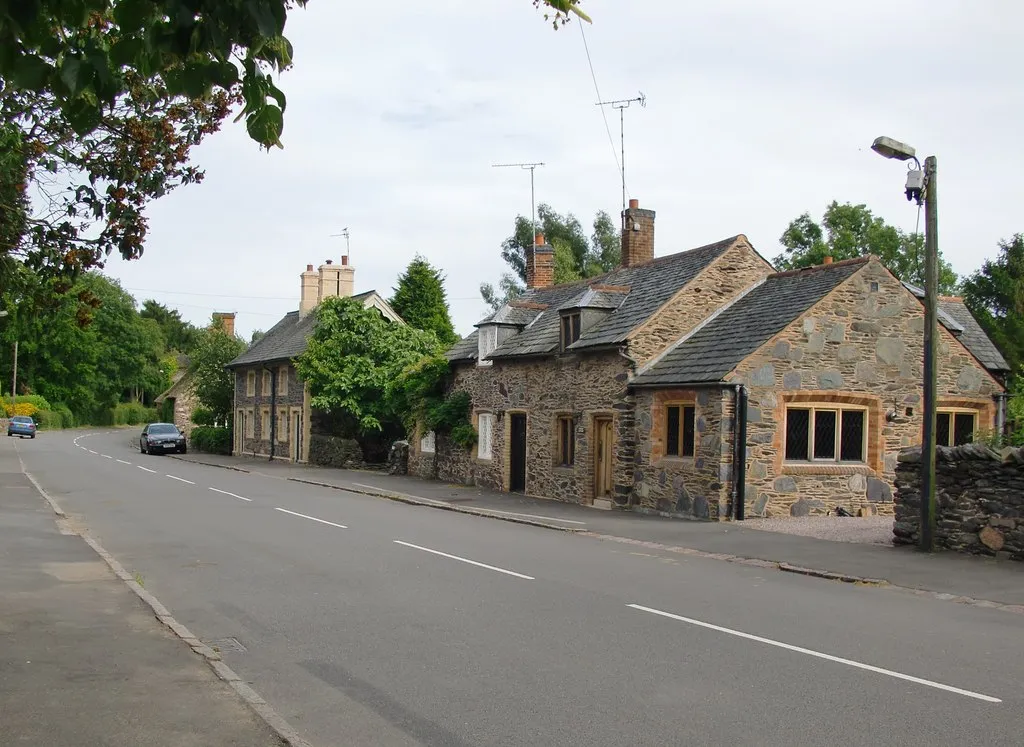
top-left (208, 637), bottom-right (247, 653)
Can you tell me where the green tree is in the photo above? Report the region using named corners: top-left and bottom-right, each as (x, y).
top-left (189, 323), bottom-right (246, 424)
top-left (480, 205), bottom-right (620, 310)
top-left (775, 201), bottom-right (958, 293)
top-left (250, 329), bottom-right (266, 345)
top-left (961, 234), bottom-right (1024, 375)
top-left (294, 296), bottom-right (440, 433)
top-left (140, 300), bottom-right (199, 353)
top-left (389, 255), bottom-right (458, 346)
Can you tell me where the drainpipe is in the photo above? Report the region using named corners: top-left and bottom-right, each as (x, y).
top-left (994, 392), bottom-right (1007, 441)
top-left (732, 384), bottom-right (748, 520)
top-left (265, 366), bottom-right (277, 461)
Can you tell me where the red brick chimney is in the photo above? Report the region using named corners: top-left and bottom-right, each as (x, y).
top-left (621, 198), bottom-right (655, 267)
top-left (212, 312), bottom-right (235, 337)
top-left (526, 232), bottom-right (554, 289)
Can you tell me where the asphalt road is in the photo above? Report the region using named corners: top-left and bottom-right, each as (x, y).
top-left (16, 429), bottom-right (1024, 746)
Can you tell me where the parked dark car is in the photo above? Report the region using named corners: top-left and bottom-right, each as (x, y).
top-left (7, 415), bottom-right (36, 438)
top-left (140, 423), bottom-right (187, 455)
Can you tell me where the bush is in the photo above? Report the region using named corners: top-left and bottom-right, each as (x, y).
top-left (191, 406), bottom-right (216, 426)
top-left (159, 399), bottom-right (174, 423)
top-left (3, 394), bottom-right (55, 418)
top-left (54, 404), bottom-right (75, 428)
top-left (190, 426), bottom-right (232, 454)
top-left (110, 402), bottom-right (159, 426)
top-left (34, 410), bottom-right (68, 430)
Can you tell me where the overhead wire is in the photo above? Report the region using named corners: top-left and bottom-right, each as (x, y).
top-left (578, 20), bottom-right (626, 196)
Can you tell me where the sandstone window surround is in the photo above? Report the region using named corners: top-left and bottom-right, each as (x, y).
top-left (262, 370), bottom-right (272, 397)
top-left (420, 429), bottom-right (436, 453)
top-left (277, 410), bottom-right (288, 443)
top-left (477, 412), bottom-right (494, 460)
top-left (555, 414), bottom-right (576, 466)
top-left (246, 371), bottom-right (256, 397)
top-left (278, 366), bottom-right (289, 396)
top-left (477, 325), bottom-right (497, 366)
top-left (784, 403), bottom-right (867, 464)
top-left (560, 312), bottom-right (581, 351)
top-left (245, 407), bottom-right (255, 438)
top-left (936, 408), bottom-right (977, 447)
top-left (665, 403), bottom-right (696, 458)
top-left (260, 407), bottom-right (271, 440)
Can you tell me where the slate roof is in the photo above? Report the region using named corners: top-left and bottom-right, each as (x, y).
top-left (632, 259), bottom-right (867, 386)
top-left (227, 291), bottom-right (375, 368)
top-left (902, 283), bottom-right (1009, 372)
top-left (445, 329), bottom-right (479, 362)
top-left (458, 237), bottom-right (740, 361)
top-left (477, 305), bottom-right (540, 327)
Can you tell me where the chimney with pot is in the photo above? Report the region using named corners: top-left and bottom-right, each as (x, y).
top-left (338, 254), bottom-right (355, 298)
top-left (525, 232), bottom-right (554, 289)
top-left (318, 259), bottom-right (341, 302)
top-left (211, 312), bottom-right (235, 337)
top-left (823, 256), bottom-right (834, 265)
top-left (299, 263), bottom-right (319, 318)
top-left (621, 198), bottom-right (656, 267)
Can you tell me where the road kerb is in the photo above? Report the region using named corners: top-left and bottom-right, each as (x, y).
top-left (167, 454), bottom-right (251, 473)
top-left (20, 457), bottom-right (314, 747)
top-left (287, 477), bottom-right (584, 534)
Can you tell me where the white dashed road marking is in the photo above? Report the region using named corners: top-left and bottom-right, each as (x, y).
top-left (137, 466), bottom-right (157, 474)
top-left (116, 459), bottom-right (131, 465)
top-left (626, 604), bottom-right (1001, 703)
top-left (393, 540), bottom-right (534, 580)
top-left (274, 507), bottom-right (347, 529)
top-left (166, 475), bottom-right (195, 485)
top-left (210, 487), bottom-right (252, 502)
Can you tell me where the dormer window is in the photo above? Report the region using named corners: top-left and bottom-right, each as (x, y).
top-left (560, 313), bottom-right (581, 351)
top-left (477, 324), bottom-right (497, 366)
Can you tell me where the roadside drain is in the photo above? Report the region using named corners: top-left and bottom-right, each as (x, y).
top-left (207, 636), bottom-right (247, 653)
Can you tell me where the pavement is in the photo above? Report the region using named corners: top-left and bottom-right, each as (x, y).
top-left (167, 447), bottom-right (1024, 608)
top-left (0, 437), bottom-right (289, 746)
top-left (8, 428), bottom-right (1022, 746)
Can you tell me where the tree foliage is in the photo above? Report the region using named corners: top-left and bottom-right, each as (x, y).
top-left (961, 234), bottom-right (1024, 377)
top-left (775, 201), bottom-right (958, 294)
top-left (294, 296), bottom-right (441, 433)
top-left (389, 255), bottom-right (457, 346)
top-left (189, 324), bottom-right (246, 423)
top-left (390, 354), bottom-right (475, 448)
top-left (140, 300), bottom-right (199, 353)
top-left (481, 205), bottom-right (620, 310)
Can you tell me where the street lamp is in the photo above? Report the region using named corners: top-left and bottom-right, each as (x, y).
top-left (872, 135), bottom-right (938, 552)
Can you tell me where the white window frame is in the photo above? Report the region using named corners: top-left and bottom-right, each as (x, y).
top-left (420, 430), bottom-right (436, 454)
top-left (477, 413), bottom-right (494, 460)
top-left (936, 408), bottom-right (978, 447)
top-left (784, 403), bottom-right (868, 464)
top-left (477, 325), bottom-right (497, 366)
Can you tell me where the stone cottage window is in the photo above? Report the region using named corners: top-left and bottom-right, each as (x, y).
top-left (477, 413), bottom-right (494, 460)
top-left (785, 405), bottom-right (866, 463)
top-left (560, 313), bottom-right (581, 351)
top-left (278, 366), bottom-right (289, 395)
top-left (245, 408), bottom-right (255, 438)
top-left (420, 430), bottom-right (436, 453)
top-left (665, 404), bottom-right (696, 458)
top-left (936, 409), bottom-right (976, 447)
top-left (477, 325), bottom-right (497, 366)
top-left (556, 415), bottom-right (576, 466)
top-left (260, 407), bottom-right (271, 440)
top-left (262, 370), bottom-right (272, 396)
top-left (246, 371), bottom-right (256, 397)
top-left (277, 410), bottom-right (288, 443)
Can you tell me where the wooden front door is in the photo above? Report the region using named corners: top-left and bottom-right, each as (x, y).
top-left (509, 413), bottom-right (527, 493)
top-left (594, 417), bottom-right (614, 500)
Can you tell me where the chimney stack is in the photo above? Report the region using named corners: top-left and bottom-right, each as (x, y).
top-left (525, 232), bottom-right (554, 289)
top-left (299, 263), bottom-right (319, 318)
top-left (823, 256), bottom-right (834, 265)
top-left (621, 198), bottom-right (656, 267)
top-left (212, 312), bottom-right (235, 337)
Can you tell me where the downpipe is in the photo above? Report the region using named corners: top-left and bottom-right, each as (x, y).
top-left (732, 384), bottom-right (748, 520)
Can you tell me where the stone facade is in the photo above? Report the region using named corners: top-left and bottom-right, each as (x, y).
top-left (729, 261), bottom-right (1001, 518)
top-left (629, 240), bottom-right (772, 366)
top-left (156, 371), bottom-right (199, 437)
top-left (232, 363), bottom-right (311, 461)
top-left (417, 351), bottom-right (636, 506)
top-left (894, 445), bottom-right (1024, 560)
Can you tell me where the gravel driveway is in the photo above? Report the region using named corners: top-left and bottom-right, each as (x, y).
top-left (743, 515), bottom-right (895, 545)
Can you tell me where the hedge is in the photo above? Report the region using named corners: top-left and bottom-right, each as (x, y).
top-left (3, 395), bottom-right (54, 418)
top-left (190, 426), bottom-right (231, 454)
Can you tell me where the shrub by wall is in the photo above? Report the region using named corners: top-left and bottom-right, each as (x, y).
top-left (190, 426), bottom-right (231, 454)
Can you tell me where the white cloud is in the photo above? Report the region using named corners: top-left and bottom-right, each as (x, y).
top-left (106, 0), bottom-right (1024, 339)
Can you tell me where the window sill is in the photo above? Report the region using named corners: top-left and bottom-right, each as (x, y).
top-left (476, 455), bottom-right (493, 462)
top-left (553, 464), bottom-right (575, 472)
top-left (656, 456), bottom-right (695, 467)
top-left (781, 463), bottom-right (876, 476)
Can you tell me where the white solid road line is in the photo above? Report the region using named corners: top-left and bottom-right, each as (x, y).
top-left (210, 487), bottom-right (252, 502)
top-left (274, 507), bottom-right (347, 529)
top-left (137, 465), bottom-right (157, 474)
top-left (626, 604), bottom-right (1002, 704)
top-left (393, 540), bottom-right (535, 580)
top-left (116, 459), bottom-right (131, 465)
top-left (350, 482), bottom-right (586, 525)
top-left (165, 475), bottom-right (195, 485)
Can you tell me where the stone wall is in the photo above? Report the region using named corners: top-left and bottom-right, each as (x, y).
top-left (894, 444), bottom-right (1024, 560)
top-left (731, 260), bottom-right (1002, 518)
top-left (426, 351), bottom-right (634, 505)
top-left (628, 240), bottom-right (771, 366)
top-left (308, 434), bottom-right (365, 469)
top-left (631, 387), bottom-right (733, 519)
top-left (233, 363), bottom-right (308, 458)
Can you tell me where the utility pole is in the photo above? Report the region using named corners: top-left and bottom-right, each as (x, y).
top-left (492, 162), bottom-right (545, 236)
top-left (596, 92), bottom-right (646, 226)
top-left (921, 155), bottom-right (939, 552)
top-left (11, 340), bottom-right (17, 405)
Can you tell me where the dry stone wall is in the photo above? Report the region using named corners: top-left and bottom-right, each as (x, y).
top-left (894, 444), bottom-right (1024, 560)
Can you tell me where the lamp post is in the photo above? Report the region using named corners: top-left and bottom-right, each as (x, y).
top-left (871, 136), bottom-right (937, 552)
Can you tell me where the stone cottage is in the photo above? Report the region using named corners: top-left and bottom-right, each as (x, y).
top-left (418, 200), bottom-right (1009, 519)
top-left (226, 257), bottom-right (402, 461)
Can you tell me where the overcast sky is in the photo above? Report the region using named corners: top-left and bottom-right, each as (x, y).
top-left (105, 1), bottom-right (1024, 341)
